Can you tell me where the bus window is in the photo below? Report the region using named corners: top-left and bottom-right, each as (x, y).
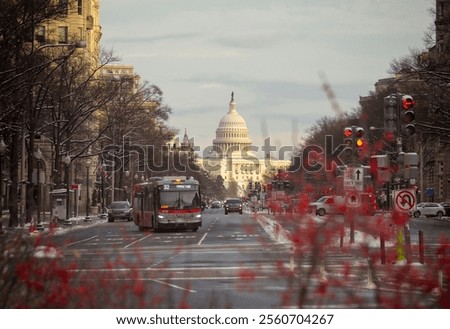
top-left (159, 191), bottom-right (179, 209)
top-left (159, 191), bottom-right (201, 209)
top-left (181, 192), bottom-right (200, 209)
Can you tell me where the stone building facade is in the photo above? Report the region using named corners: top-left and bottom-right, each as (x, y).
top-left (197, 93), bottom-right (291, 197)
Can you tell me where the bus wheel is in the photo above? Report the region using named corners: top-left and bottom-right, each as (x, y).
top-left (138, 226), bottom-right (144, 232)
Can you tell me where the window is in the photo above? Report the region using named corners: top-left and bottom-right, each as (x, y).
top-left (59, 0), bottom-right (68, 14)
top-left (78, 27), bottom-right (84, 41)
top-left (78, 0), bottom-right (83, 15)
top-left (58, 26), bottom-right (68, 44)
top-left (35, 26), bottom-right (46, 43)
top-left (438, 1), bottom-right (445, 18)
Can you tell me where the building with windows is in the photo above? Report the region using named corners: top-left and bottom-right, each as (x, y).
top-left (34, 0), bottom-right (101, 65)
top-left (26, 0), bottom-right (102, 221)
top-left (359, 0), bottom-right (450, 203)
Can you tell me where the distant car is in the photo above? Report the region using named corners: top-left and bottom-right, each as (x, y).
top-left (224, 198), bottom-right (243, 215)
top-left (108, 201), bottom-right (133, 222)
top-left (440, 202), bottom-right (450, 216)
top-left (211, 201), bottom-right (222, 209)
top-left (412, 202), bottom-right (445, 218)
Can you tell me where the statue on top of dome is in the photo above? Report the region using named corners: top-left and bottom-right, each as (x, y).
top-left (231, 91), bottom-right (234, 101)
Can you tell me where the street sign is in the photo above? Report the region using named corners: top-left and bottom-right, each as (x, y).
top-left (343, 167), bottom-right (364, 191)
top-left (394, 189), bottom-right (416, 213)
top-left (345, 191), bottom-right (361, 208)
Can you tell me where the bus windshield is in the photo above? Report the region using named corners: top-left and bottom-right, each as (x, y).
top-left (159, 191), bottom-right (201, 210)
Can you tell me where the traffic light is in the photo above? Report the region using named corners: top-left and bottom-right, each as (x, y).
top-left (343, 127), bottom-right (354, 156)
top-left (383, 94), bottom-right (398, 141)
top-left (401, 94), bottom-right (415, 136)
top-left (354, 127), bottom-right (366, 155)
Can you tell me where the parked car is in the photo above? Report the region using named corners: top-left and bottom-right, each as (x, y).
top-left (440, 202), bottom-right (450, 216)
top-left (211, 201), bottom-right (222, 209)
top-left (108, 201), bottom-right (133, 222)
top-left (224, 198), bottom-right (243, 214)
top-left (412, 202), bottom-right (445, 218)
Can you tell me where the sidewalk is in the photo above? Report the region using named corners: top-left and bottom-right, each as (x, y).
top-left (255, 211), bottom-right (448, 295)
top-left (0, 213), bottom-right (107, 236)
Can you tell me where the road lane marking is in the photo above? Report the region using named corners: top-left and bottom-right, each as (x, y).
top-left (124, 233), bottom-right (153, 248)
top-left (198, 232), bottom-right (208, 245)
top-left (150, 279), bottom-right (197, 293)
top-left (63, 235), bottom-right (98, 248)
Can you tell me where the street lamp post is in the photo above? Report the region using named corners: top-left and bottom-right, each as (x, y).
top-left (111, 161), bottom-right (115, 203)
top-left (100, 163), bottom-right (106, 218)
top-left (85, 157), bottom-right (92, 221)
top-left (34, 147), bottom-right (43, 228)
top-left (0, 138), bottom-right (7, 234)
top-left (33, 41), bottom-right (87, 54)
top-left (62, 154), bottom-right (71, 224)
top-left (125, 171), bottom-right (130, 201)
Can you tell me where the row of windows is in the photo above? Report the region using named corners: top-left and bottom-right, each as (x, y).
top-left (35, 25), bottom-right (76, 44)
top-left (36, 1), bottom-right (85, 44)
top-left (224, 175), bottom-right (260, 181)
top-left (102, 69), bottom-right (134, 75)
top-left (216, 132), bottom-right (249, 139)
top-left (59, 0), bottom-right (83, 15)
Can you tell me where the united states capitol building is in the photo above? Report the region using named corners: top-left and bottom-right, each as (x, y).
top-left (194, 93), bottom-right (291, 196)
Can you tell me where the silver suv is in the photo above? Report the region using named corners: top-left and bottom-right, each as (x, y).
top-left (412, 203), bottom-right (445, 218)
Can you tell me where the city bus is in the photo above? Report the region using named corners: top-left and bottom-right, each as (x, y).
top-left (132, 176), bottom-right (202, 232)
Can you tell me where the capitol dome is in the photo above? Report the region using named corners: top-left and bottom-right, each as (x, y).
top-left (212, 92), bottom-right (252, 154)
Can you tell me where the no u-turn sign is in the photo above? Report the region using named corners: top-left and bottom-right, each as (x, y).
top-left (393, 189), bottom-right (416, 213)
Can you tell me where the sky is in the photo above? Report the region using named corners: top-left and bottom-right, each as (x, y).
top-left (100, 0), bottom-right (434, 157)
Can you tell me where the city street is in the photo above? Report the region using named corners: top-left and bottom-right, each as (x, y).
top-left (14, 206), bottom-right (447, 308)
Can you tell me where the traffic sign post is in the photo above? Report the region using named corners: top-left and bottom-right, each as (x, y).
top-left (343, 167), bottom-right (364, 191)
top-left (392, 188), bottom-right (416, 264)
top-left (345, 191), bottom-right (361, 208)
top-left (393, 188), bottom-right (416, 214)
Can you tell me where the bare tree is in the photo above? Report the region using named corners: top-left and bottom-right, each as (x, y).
top-left (0, 0), bottom-right (79, 226)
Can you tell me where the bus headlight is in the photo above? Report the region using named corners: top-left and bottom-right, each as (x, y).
top-left (158, 215), bottom-right (165, 219)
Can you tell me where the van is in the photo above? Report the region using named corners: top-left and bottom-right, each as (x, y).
top-left (308, 196), bottom-right (345, 216)
top-left (309, 194), bottom-right (377, 216)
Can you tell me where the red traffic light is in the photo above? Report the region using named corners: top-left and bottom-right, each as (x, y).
top-left (344, 128), bottom-right (353, 138)
top-left (401, 95), bottom-right (415, 110)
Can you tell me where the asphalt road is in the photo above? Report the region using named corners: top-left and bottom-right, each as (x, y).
top-left (30, 208), bottom-right (448, 308)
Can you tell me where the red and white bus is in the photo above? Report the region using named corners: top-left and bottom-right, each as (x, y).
top-left (132, 176), bottom-right (202, 232)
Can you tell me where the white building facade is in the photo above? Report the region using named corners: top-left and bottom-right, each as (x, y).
top-left (197, 93), bottom-right (291, 196)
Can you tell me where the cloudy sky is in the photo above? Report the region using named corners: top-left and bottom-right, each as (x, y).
top-left (100, 0), bottom-right (434, 155)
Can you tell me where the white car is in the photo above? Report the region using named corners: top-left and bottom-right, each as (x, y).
top-left (412, 203), bottom-right (445, 218)
top-left (308, 196), bottom-right (345, 216)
